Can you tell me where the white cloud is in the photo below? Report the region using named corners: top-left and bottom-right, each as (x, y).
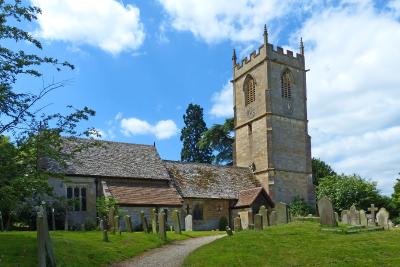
top-left (120, 117), bottom-right (178, 140)
top-left (32, 0), bottom-right (145, 54)
top-left (210, 82), bottom-right (233, 118)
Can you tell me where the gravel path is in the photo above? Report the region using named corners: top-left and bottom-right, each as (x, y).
top-left (111, 234), bottom-right (225, 267)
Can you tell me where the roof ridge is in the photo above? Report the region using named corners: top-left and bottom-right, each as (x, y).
top-left (62, 136), bottom-right (156, 148)
top-left (163, 160), bottom-right (250, 170)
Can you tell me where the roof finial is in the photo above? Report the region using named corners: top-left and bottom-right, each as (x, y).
top-left (232, 48), bottom-right (237, 67)
top-left (300, 37), bottom-right (304, 55)
top-left (263, 24), bottom-right (268, 44)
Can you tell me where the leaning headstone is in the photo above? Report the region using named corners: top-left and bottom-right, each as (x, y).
top-left (51, 208), bottom-right (56, 231)
top-left (158, 211), bottom-right (167, 241)
top-left (185, 214), bottom-right (193, 231)
top-left (36, 206), bottom-right (56, 267)
top-left (269, 210), bottom-right (278, 226)
top-left (254, 214), bottom-right (263, 231)
top-left (359, 210), bottom-right (368, 226)
top-left (113, 215), bottom-right (119, 234)
top-left (275, 202), bottom-right (288, 224)
top-left (108, 207), bottom-right (116, 232)
top-left (172, 210), bottom-right (181, 234)
top-left (341, 210), bottom-right (350, 224)
top-left (317, 197), bottom-right (337, 226)
top-left (376, 208), bottom-right (389, 230)
top-left (150, 209), bottom-right (158, 234)
top-left (226, 226), bottom-right (233, 236)
top-left (99, 219), bottom-right (104, 231)
top-left (368, 204), bottom-right (379, 225)
top-left (234, 217), bottom-right (242, 231)
top-left (349, 205), bottom-right (360, 225)
top-left (259, 205), bottom-right (269, 228)
top-left (124, 215), bottom-right (133, 232)
top-left (103, 230), bottom-right (109, 242)
top-left (0, 211), bottom-right (4, 231)
top-left (140, 211), bottom-right (149, 233)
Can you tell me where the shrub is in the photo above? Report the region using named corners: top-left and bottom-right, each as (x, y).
top-left (289, 197), bottom-right (312, 217)
top-left (219, 216), bottom-right (228, 231)
top-left (84, 218), bottom-right (96, 230)
top-left (392, 217), bottom-right (400, 225)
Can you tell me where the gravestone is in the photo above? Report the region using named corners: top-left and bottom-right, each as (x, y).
top-left (172, 210), bottom-right (181, 234)
top-left (158, 211), bottom-right (167, 241)
top-left (376, 207), bottom-right (389, 230)
top-left (140, 211), bottom-right (149, 233)
top-left (226, 226), bottom-right (233, 236)
top-left (388, 220), bottom-right (394, 230)
top-left (254, 214), bottom-right (263, 230)
top-left (124, 215), bottom-right (133, 232)
top-left (259, 205), bottom-right (269, 228)
top-left (185, 215), bottom-right (193, 231)
top-left (108, 207), bottom-right (115, 232)
top-left (334, 212), bottom-right (339, 224)
top-left (359, 210), bottom-right (368, 226)
top-left (317, 197), bottom-right (337, 226)
top-left (113, 215), bottom-right (119, 234)
top-left (269, 210), bottom-right (278, 226)
top-left (238, 210), bottom-right (251, 230)
top-left (341, 210), bottom-right (350, 224)
top-left (0, 211), bottom-right (4, 231)
top-left (368, 204), bottom-right (379, 225)
top-left (150, 208), bottom-right (158, 234)
top-left (51, 208), bottom-right (56, 231)
top-left (99, 219), bottom-right (104, 231)
top-left (37, 206), bottom-right (56, 267)
top-left (103, 230), bottom-right (109, 242)
top-left (275, 202), bottom-right (288, 224)
top-left (234, 217), bottom-right (242, 231)
top-left (248, 210), bottom-right (254, 226)
top-left (349, 205), bottom-right (360, 225)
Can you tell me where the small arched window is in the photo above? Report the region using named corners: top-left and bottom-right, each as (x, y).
top-left (193, 204), bottom-right (203, 220)
top-left (281, 70), bottom-right (292, 99)
top-left (244, 75), bottom-right (256, 105)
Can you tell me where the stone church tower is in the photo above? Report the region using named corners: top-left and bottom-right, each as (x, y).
top-left (232, 26), bottom-right (315, 206)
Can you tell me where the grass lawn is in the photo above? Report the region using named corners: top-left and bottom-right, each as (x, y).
top-left (184, 221), bottom-right (400, 267)
top-left (0, 230), bottom-right (223, 267)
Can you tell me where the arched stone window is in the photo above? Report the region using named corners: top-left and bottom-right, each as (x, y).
top-left (281, 70), bottom-right (292, 99)
top-left (193, 204), bottom-right (203, 220)
top-left (244, 75), bottom-right (256, 105)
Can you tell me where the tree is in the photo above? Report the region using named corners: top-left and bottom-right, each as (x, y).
top-left (180, 103), bottom-right (212, 163)
top-left (391, 177), bottom-right (400, 218)
top-left (312, 158), bottom-right (336, 186)
top-left (199, 117), bottom-right (234, 165)
top-left (316, 174), bottom-right (385, 212)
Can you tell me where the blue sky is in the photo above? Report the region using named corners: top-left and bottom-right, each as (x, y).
top-left (13, 0), bottom-right (400, 195)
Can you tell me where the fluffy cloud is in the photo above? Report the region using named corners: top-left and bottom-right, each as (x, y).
top-left (121, 117), bottom-right (178, 140)
top-left (31, 0), bottom-right (145, 54)
top-left (209, 82), bottom-right (233, 118)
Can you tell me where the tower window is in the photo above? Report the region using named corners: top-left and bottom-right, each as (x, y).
top-left (281, 70), bottom-right (292, 99)
top-left (244, 75), bottom-right (256, 105)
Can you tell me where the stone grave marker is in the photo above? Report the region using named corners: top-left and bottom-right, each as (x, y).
top-left (103, 230), bottom-right (109, 242)
top-left (317, 197), bottom-right (337, 226)
top-left (37, 206), bottom-right (56, 267)
top-left (151, 208), bottom-right (158, 234)
top-left (140, 211), bottom-right (149, 233)
top-left (368, 204), bottom-right (379, 225)
top-left (99, 219), bottom-right (104, 231)
top-left (238, 210), bottom-right (251, 230)
top-left (349, 205), bottom-right (360, 225)
top-left (359, 210), bottom-right (368, 226)
top-left (172, 209), bottom-right (181, 234)
top-left (234, 217), bottom-right (242, 231)
top-left (388, 220), bottom-right (394, 230)
top-left (158, 211), bottom-right (167, 241)
top-left (259, 205), bottom-right (268, 228)
top-left (51, 208), bottom-right (56, 231)
top-left (269, 210), bottom-right (278, 226)
top-left (108, 207), bottom-right (115, 233)
top-left (248, 210), bottom-right (254, 226)
top-left (275, 202), bottom-right (288, 225)
top-left (254, 214), bottom-right (263, 230)
top-left (226, 226), bottom-right (233, 236)
top-left (334, 212), bottom-right (339, 224)
top-left (341, 210), bottom-right (349, 224)
top-left (185, 214), bottom-right (193, 231)
top-left (113, 215), bottom-right (119, 234)
top-left (125, 215), bottom-right (133, 232)
top-left (376, 207), bottom-right (389, 230)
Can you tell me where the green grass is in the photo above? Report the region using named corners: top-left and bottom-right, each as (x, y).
top-left (184, 222), bottom-right (400, 267)
top-left (0, 230), bottom-right (222, 267)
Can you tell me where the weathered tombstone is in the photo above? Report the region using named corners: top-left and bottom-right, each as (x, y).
top-left (37, 206), bottom-right (56, 267)
top-left (275, 202), bottom-right (288, 224)
top-left (108, 207), bottom-right (116, 232)
top-left (185, 214), bottom-right (193, 231)
top-left (259, 205), bottom-right (268, 228)
top-left (359, 210), bottom-right (368, 226)
top-left (150, 208), bottom-right (158, 234)
top-left (368, 204), bottom-right (379, 225)
top-left (248, 210), bottom-right (254, 226)
top-left (233, 216), bottom-right (242, 231)
top-left (388, 220), bottom-right (394, 230)
top-left (113, 215), bottom-right (119, 234)
top-left (349, 205), bottom-right (360, 225)
top-left (140, 211), bottom-right (149, 233)
top-left (341, 210), bottom-right (349, 224)
top-left (334, 212), bottom-right (339, 224)
top-left (103, 230), bottom-right (109, 242)
top-left (124, 215), bottom-right (133, 232)
top-left (0, 211), bottom-right (4, 231)
top-left (269, 210), bottom-right (278, 226)
top-left (99, 219), bottom-right (104, 231)
top-left (51, 208), bottom-right (56, 231)
top-left (317, 197), bottom-right (337, 226)
top-left (81, 224), bottom-right (85, 231)
top-left (254, 214), bottom-right (263, 231)
top-left (158, 211), bottom-right (167, 241)
top-left (226, 226), bottom-right (233, 236)
top-left (172, 210), bottom-right (181, 234)
top-left (238, 210), bottom-right (251, 230)
top-left (376, 207), bottom-right (389, 230)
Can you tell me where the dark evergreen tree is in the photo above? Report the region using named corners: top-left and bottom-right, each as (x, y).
top-left (180, 104), bottom-right (212, 163)
top-left (312, 157), bottom-right (336, 186)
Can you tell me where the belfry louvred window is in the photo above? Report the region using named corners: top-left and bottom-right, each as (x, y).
top-left (244, 75), bottom-right (256, 105)
top-left (281, 70), bottom-right (292, 99)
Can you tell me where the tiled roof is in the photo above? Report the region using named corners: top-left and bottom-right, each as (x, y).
top-left (48, 138), bottom-right (170, 180)
top-left (235, 187), bottom-right (274, 208)
top-left (105, 180), bottom-right (183, 206)
top-left (164, 160), bottom-right (261, 199)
